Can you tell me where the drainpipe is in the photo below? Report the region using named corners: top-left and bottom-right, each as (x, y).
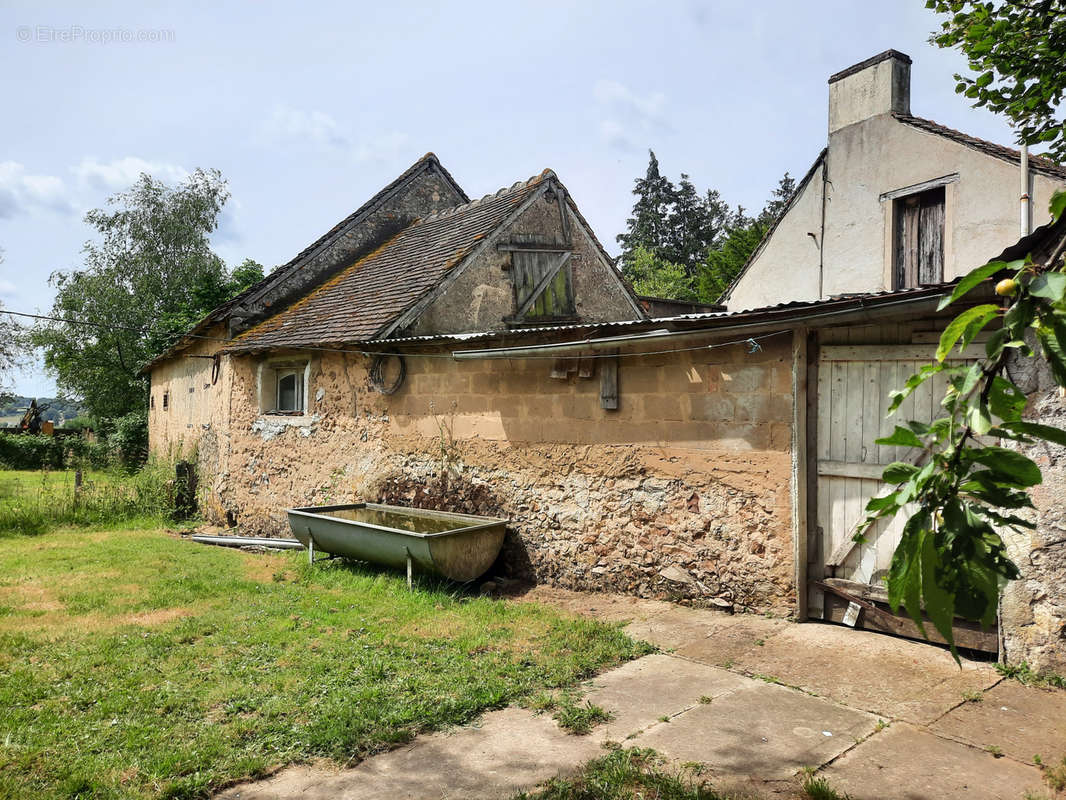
top-left (1020, 143), bottom-right (1031, 237)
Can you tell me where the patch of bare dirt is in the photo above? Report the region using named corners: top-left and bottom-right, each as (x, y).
top-left (122, 607), bottom-right (196, 627)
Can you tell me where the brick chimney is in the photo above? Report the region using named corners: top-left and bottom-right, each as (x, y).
top-left (828, 49), bottom-right (911, 134)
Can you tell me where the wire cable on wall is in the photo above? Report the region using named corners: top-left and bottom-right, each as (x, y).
top-left (368, 354), bottom-right (406, 394)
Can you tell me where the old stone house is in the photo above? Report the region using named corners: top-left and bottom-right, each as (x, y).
top-left (147, 51), bottom-right (1066, 671)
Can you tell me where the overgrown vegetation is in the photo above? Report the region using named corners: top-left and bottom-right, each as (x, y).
top-left (0, 529), bottom-right (646, 799)
top-left (0, 466), bottom-right (174, 535)
top-left (512, 748), bottom-right (726, 800)
top-left (801, 772), bottom-right (852, 800)
top-left (1034, 754), bottom-right (1066, 793)
top-left (995, 661), bottom-right (1066, 690)
top-left (553, 697), bottom-right (613, 735)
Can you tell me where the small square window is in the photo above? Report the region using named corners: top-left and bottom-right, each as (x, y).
top-left (275, 369), bottom-right (304, 413)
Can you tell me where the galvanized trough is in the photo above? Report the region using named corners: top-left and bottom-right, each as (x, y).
top-left (286, 502), bottom-right (508, 584)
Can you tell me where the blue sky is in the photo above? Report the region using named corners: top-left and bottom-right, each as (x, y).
top-left (0, 1), bottom-right (1027, 398)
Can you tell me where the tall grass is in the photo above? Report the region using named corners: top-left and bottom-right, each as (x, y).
top-left (0, 463), bottom-right (175, 535)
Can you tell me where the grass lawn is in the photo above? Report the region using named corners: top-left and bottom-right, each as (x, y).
top-left (0, 526), bottom-right (648, 799)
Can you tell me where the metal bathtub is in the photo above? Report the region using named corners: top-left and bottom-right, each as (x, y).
top-left (286, 502), bottom-right (508, 583)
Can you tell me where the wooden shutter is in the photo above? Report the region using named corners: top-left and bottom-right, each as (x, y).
top-left (511, 251), bottom-right (575, 318)
top-left (917, 187), bottom-right (944, 285)
top-left (894, 187), bottom-right (944, 289)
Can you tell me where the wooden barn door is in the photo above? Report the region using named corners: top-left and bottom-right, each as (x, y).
top-left (809, 341), bottom-right (997, 652)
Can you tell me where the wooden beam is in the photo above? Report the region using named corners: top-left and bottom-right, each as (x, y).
top-left (820, 344), bottom-right (984, 362)
top-left (792, 328), bottom-right (809, 622)
top-left (496, 243), bottom-right (572, 253)
top-left (816, 580), bottom-right (998, 653)
top-left (805, 331), bottom-right (822, 619)
top-left (600, 349), bottom-right (619, 410)
top-left (879, 173), bottom-right (959, 202)
top-left (817, 460), bottom-right (885, 480)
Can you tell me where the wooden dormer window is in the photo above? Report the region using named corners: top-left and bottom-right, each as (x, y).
top-left (500, 235), bottom-right (575, 322)
top-left (894, 186), bottom-right (945, 288)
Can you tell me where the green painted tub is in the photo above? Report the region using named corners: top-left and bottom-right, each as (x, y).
top-left (286, 502), bottom-right (508, 583)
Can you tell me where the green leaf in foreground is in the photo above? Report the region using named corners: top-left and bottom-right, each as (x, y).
top-left (936, 304), bottom-right (1000, 362)
top-left (937, 260), bottom-right (1019, 311)
top-left (875, 426), bottom-right (924, 449)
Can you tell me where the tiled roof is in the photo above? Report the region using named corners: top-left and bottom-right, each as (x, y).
top-left (141, 153), bottom-right (467, 371)
top-left (895, 114), bottom-right (1066, 180)
top-left (226, 171), bottom-right (552, 352)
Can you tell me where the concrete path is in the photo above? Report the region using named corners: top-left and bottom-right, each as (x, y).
top-left (217, 588), bottom-right (1065, 800)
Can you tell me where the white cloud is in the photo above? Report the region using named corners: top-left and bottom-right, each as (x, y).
top-left (72, 157), bottom-right (189, 193)
top-left (593, 79), bottom-right (671, 151)
top-left (594, 80), bottom-right (668, 124)
top-left (353, 131), bottom-right (412, 164)
top-left (258, 105), bottom-right (410, 164)
top-left (0, 161), bottom-right (73, 218)
top-left (261, 105), bottom-right (350, 149)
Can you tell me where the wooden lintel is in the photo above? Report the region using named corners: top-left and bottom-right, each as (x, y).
top-left (496, 243), bottom-right (573, 253)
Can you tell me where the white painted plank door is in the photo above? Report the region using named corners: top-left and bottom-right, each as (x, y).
top-left (814, 346), bottom-right (975, 603)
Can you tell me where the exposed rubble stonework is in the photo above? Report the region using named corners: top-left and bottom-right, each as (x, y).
top-left (191, 335), bottom-right (797, 615)
top-left (1002, 352), bottom-right (1066, 673)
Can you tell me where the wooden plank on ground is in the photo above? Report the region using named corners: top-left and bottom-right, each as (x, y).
top-left (816, 581), bottom-right (998, 653)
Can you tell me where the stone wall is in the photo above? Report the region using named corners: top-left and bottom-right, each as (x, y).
top-left (203, 333), bottom-right (797, 615)
top-left (1001, 351), bottom-right (1066, 673)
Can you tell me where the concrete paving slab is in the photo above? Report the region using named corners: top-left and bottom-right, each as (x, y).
top-left (623, 605), bottom-right (783, 652)
top-left (822, 722), bottom-right (1046, 800)
top-left (582, 654), bottom-right (751, 741)
top-left (635, 679), bottom-right (879, 780)
top-left (675, 616), bottom-right (790, 668)
top-left (730, 622), bottom-right (999, 724)
top-left (216, 708), bottom-right (603, 800)
top-left (931, 680), bottom-right (1066, 765)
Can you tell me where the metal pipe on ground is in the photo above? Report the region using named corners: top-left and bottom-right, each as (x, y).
top-left (190, 535), bottom-right (304, 550)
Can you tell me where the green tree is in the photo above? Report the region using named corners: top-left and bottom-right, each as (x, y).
top-left (149, 257), bottom-right (264, 357)
top-left (927, 0), bottom-right (1066, 162)
top-left (617, 150), bottom-right (677, 278)
top-left (757, 172), bottom-right (797, 226)
top-left (624, 246), bottom-right (697, 301)
top-left (696, 173), bottom-right (796, 303)
top-left (0, 250), bottom-right (21, 398)
top-left (697, 212), bottom-right (768, 302)
top-left (862, 190), bottom-right (1066, 655)
top-left (32, 170), bottom-right (261, 418)
top-left (664, 177), bottom-right (732, 276)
